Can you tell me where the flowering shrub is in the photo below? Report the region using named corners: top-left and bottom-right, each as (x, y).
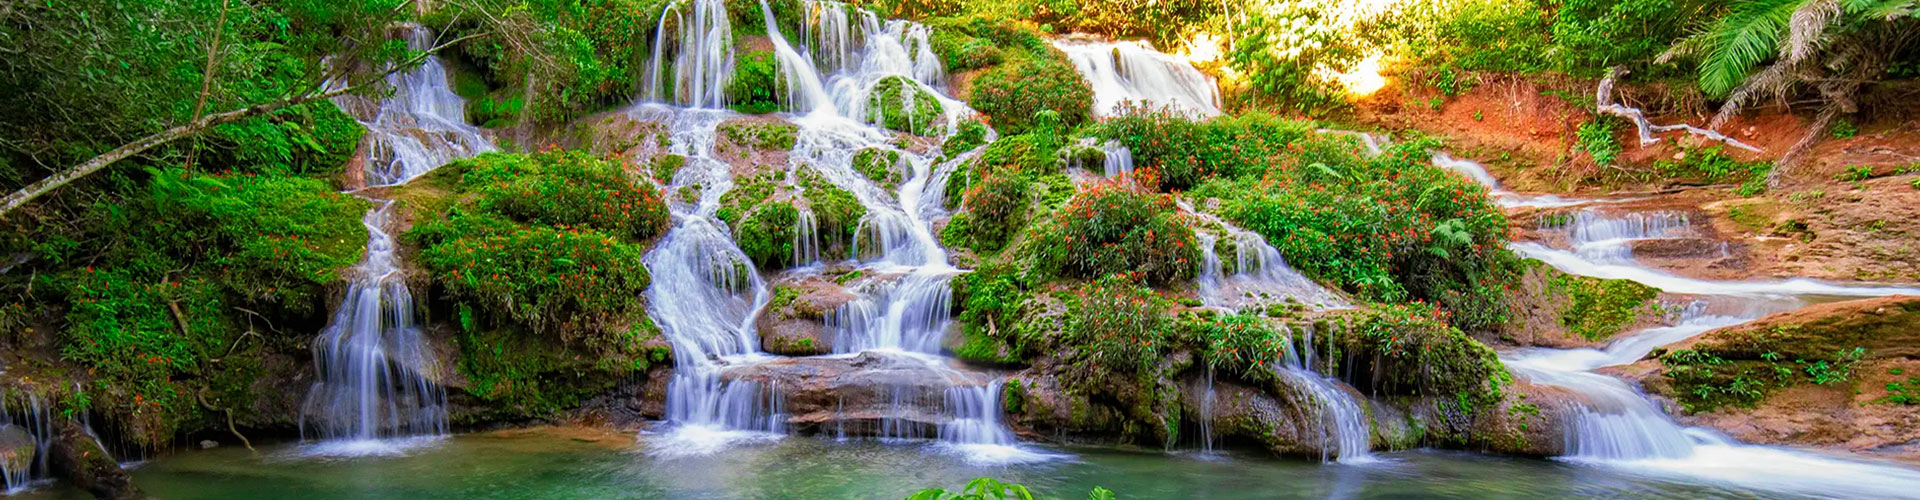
top-left (415, 219), bottom-right (652, 339)
top-left (957, 170), bottom-right (1031, 251)
top-left (1066, 273), bottom-right (1173, 375)
top-left (1099, 107), bottom-right (1316, 190)
top-left (1028, 181), bottom-right (1198, 285)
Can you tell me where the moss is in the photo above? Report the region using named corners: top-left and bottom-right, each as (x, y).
top-left (927, 26), bottom-right (1003, 72)
top-left (867, 76), bottom-right (943, 136)
top-left (798, 167), bottom-right (866, 258)
top-left (716, 173), bottom-right (778, 226)
top-left (727, 49), bottom-right (787, 114)
top-left (736, 202), bottom-right (801, 269)
top-left (1003, 379), bottom-right (1027, 414)
top-left (721, 121), bottom-right (798, 151)
top-left (942, 120), bottom-right (990, 156)
top-left (1550, 273), bottom-right (1658, 341)
top-left (853, 147), bottom-right (902, 189)
top-left (455, 321), bottom-right (669, 420)
top-left (649, 154), bottom-right (686, 184)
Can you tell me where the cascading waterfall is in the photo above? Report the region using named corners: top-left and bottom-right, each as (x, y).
top-left (0, 392), bottom-right (52, 494)
top-left (301, 25), bottom-right (487, 454)
top-left (299, 203), bottom-right (450, 448)
top-left (1189, 210), bottom-right (1368, 462)
top-left (1436, 158), bottom-right (1920, 495)
top-left (1053, 39), bottom-right (1221, 117)
top-left (347, 24), bottom-right (494, 187)
top-left (647, 0), bottom-right (734, 108)
top-left (633, 105), bottom-right (783, 453)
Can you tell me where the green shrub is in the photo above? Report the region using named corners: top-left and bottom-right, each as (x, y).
top-left (728, 50), bottom-right (787, 114)
top-left (456, 151), bottom-right (670, 240)
top-left (957, 170), bottom-right (1032, 251)
top-left (203, 102), bottom-right (367, 178)
top-left (1576, 119), bottom-right (1621, 166)
top-left (1099, 109), bottom-right (1315, 191)
top-left (1065, 274), bottom-right (1173, 374)
top-left (736, 202), bottom-right (801, 268)
top-left (414, 216), bottom-right (653, 338)
top-left (943, 120), bottom-right (991, 156)
top-left (1026, 181), bottom-right (1198, 285)
top-left (968, 54), bottom-right (1092, 135)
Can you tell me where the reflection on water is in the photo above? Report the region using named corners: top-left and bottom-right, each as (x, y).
top-left (8, 428), bottom-right (1882, 500)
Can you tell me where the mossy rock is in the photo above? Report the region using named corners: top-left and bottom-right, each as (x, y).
top-left (867, 75), bottom-right (943, 136)
top-left (727, 47), bottom-right (786, 114)
top-left (853, 147), bottom-right (903, 189)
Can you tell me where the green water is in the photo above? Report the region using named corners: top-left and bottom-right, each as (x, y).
top-left (14, 429), bottom-right (1840, 499)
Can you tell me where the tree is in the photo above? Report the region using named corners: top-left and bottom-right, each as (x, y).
top-left (1663, 0), bottom-right (1920, 183)
top-left (0, 0), bottom-right (477, 216)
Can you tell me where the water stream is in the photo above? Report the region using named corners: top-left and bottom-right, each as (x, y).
top-left (1429, 152), bottom-right (1920, 497)
top-left (1052, 39), bottom-right (1222, 118)
top-left (299, 24), bottom-right (490, 455)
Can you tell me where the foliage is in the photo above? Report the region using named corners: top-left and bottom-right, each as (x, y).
top-left (1547, 0), bottom-right (1692, 76)
top-left (906, 477), bottom-right (1115, 500)
top-left (1176, 117), bottom-right (1515, 331)
top-left (1661, 345), bottom-right (1871, 412)
top-left (457, 151), bottom-right (670, 240)
top-left (943, 121), bottom-right (992, 156)
top-left (854, 148), bottom-right (904, 189)
top-left (31, 169), bottom-right (369, 443)
top-left (1065, 274), bottom-right (1174, 375)
top-left (1576, 119), bottom-right (1622, 166)
top-left (869, 76), bottom-right (945, 136)
top-left (441, 0), bottom-right (671, 125)
top-left (957, 170), bottom-right (1033, 251)
top-left (1650, 145), bottom-right (1773, 194)
top-left (729, 50), bottom-right (788, 114)
top-left (1025, 182), bottom-right (1199, 285)
top-left (736, 202), bottom-right (802, 268)
top-left (968, 53), bottom-right (1093, 135)
top-left (800, 168), bottom-right (868, 258)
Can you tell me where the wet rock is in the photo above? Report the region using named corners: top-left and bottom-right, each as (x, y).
top-left (757, 275), bottom-right (858, 356)
top-left (719, 351), bottom-right (992, 434)
top-left (1636, 296), bottom-right (1920, 460)
top-left (49, 420), bottom-right (146, 500)
top-left (1629, 237), bottom-right (1727, 259)
top-left (0, 424), bottom-right (35, 478)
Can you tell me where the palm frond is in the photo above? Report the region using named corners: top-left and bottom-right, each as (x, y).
top-left (1694, 0), bottom-right (1805, 97)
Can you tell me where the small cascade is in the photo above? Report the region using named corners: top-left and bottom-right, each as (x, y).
top-left (936, 381), bottom-right (1017, 446)
top-left (0, 392), bottom-right (53, 494)
top-left (1053, 39), bottom-right (1221, 117)
top-left (829, 273), bottom-right (955, 353)
top-left (1189, 210), bottom-right (1367, 461)
top-left (347, 25), bottom-right (495, 187)
top-left (1198, 365), bottom-right (1216, 454)
top-left (1425, 152), bottom-right (1584, 208)
top-left (647, 0), bottom-right (735, 108)
top-left (299, 203), bottom-right (451, 447)
top-left (1315, 129), bottom-right (1386, 156)
top-left (1517, 210), bottom-right (1920, 297)
top-left (793, 208), bottom-right (823, 266)
top-left (1189, 204), bottom-right (1348, 310)
top-left (634, 106), bottom-right (782, 450)
top-left (1101, 140), bottom-right (1133, 178)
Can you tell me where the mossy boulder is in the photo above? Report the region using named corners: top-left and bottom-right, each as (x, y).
top-left (867, 76), bottom-right (943, 136)
top-left (853, 147), bottom-right (903, 190)
top-left (1646, 295), bottom-right (1920, 413)
top-left (757, 276), bottom-right (859, 356)
top-left (1497, 261), bottom-right (1663, 348)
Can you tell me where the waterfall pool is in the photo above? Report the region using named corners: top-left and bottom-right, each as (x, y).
top-left (10, 427), bottom-right (1897, 500)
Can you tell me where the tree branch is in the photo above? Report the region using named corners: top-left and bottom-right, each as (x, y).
top-left (0, 32), bottom-right (485, 218)
top-left (1596, 67), bottom-right (1764, 154)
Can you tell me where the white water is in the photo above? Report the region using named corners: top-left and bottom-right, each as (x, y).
top-left (346, 25), bottom-right (495, 187)
top-left (1101, 140), bottom-right (1133, 178)
top-left (1, 392), bottom-right (52, 494)
top-left (1188, 210), bottom-right (1367, 462)
top-left (1435, 154), bottom-right (1920, 495)
top-left (298, 203), bottom-right (450, 452)
top-left (637, 1), bottom-right (1045, 463)
top-left (301, 25), bottom-right (490, 456)
top-left (647, 0), bottom-right (734, 108)
top-left (1053, 39), bottom-right (1221, 117)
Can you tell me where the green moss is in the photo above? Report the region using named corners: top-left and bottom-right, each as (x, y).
top-left (867, 76), bottom-right (943, 136)
top-left (719, 121), bottom-right (798, 150)
top-left (727, 49), bottom-right (787, 114)
top-left (798, 167), bottom-right (867, 258)
top-left (853, 147), bottom-right (902, 189)
top-left (942, 121), bottom-right (990, 156)
top-left (736, 202), bottom-right (801, 269)
top-left (1550, 273), bottom-right (1658, 341)
top-left (649, 154), bottom-right (686, 184)
top-left (456, 321), bottom-right (669, 420)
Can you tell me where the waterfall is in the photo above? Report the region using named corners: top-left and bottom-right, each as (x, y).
top-left (1053, 39), bottom-right (1221, 117)
top-left (635, 106), bottom-right (784, 454)
top-left (299, 203), bottom-right (450, 449)
top-left (1189, 204), bottom-right (1348, 310)
top-left (0, 392), bottom-right (52, 494)
top-left (647, 0), bottom-right (734, 108)
top-left (302, 25), bottom-right (487, 455)
top-left (348, 25), bottom-right (494, 187)
top-left (1190, 208), bottom-right (1367, 461)
top-left (1101, 140), bottom-right (1133, 178)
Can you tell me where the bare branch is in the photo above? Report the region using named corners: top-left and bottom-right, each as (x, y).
top-left (1596, 67), bottom-right (1764, 153)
